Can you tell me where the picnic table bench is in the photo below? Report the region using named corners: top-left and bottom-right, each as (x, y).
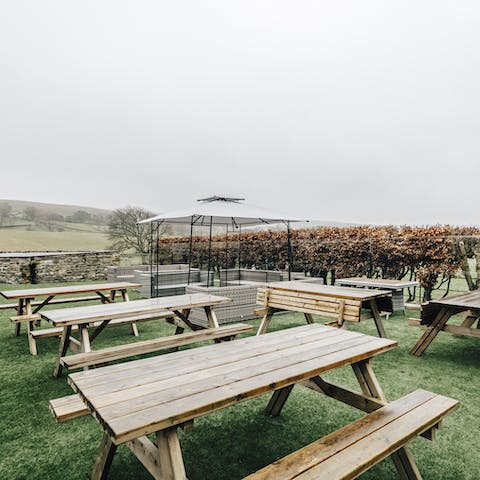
top-left (410, 290), bottom-right (480, 356)
top-left (49, 323), bottom-right (458, 479)
top-left (0, 282), bottom-right (141, 355)
top-left (336, 277), bottom-right (419, 313)
top-left (256, 281), bottom-right (393, 337)
top-left (41, 293), bottom-right (232, 377)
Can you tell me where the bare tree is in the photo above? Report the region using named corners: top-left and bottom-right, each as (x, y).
top-left (108, 206), bottom-right (159, 253)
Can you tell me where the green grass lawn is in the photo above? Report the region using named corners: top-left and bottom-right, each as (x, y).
top-left (0, 229), bottom-right (109, 251)
top-left (0, 282), bottom-right (479, 479)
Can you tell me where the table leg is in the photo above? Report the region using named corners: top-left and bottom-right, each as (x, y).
top-left (53, 325), bottom-right (72, 378)
top-left (352, 359), bottom-right (386, 402)
top-left (390, 446), bottom-right (423, 480)
top-left (265, 385), bottom-right (294, 416)
top-left (14, 299), bottom-right (24, 336)
top-left (125, 428), bottom-right (186, 480)
top-left (352, 359), bottom-right (422, 478)
top-left (369, 299), bottom-right (387, 338)
top-left (109, 290), bottom-right (116, 302)
top-left (257, 308), bottom-right (274, 335)
top-left (304, 312), bottom-right (315, 324)
top-left (410, 308), bottom-right (452, 357)
top-left (121, 289), bottom-right (139, 337)
top-left (79, 324), bottom-right (92, 353)
top-left (156, 428), bottom-right (187, 479)
top-left (91, 433), bottom-right (117, 480)
top-left (204, 306), bottom-right (219, 329)
top-left (172, 309), bottom-right (199, 332)
top-left (25, 298), bottom-right (38, 355)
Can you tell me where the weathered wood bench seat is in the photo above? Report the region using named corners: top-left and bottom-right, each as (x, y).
top-left (245, 389), bottom-right (458, 480)
top-left (10, 313), bottom-right (42, 323)
top-left (49, 394), bottom-right (89, 422)
top-left (60, 323), bottom-right (254, 370)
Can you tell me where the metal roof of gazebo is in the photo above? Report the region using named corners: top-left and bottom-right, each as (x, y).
top-left (138, 196), bottom-right (307, 226)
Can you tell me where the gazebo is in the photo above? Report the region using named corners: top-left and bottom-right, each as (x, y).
top-left (139, 195), bottom-right (308, 299)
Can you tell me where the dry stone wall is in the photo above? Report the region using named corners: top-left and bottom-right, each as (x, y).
top-left (0, 251), bottom-right (120, 284)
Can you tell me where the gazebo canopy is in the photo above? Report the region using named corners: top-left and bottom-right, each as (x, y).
top-left (138, 196), bottom-right (307, 227)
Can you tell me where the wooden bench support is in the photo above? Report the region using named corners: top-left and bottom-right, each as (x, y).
top-left (301, 376), bottom-right (386, 413)
top-left (409, 318), bottom-right (480, 339)
top-left (409, 308), bottom-right (453, 356)
top-left (49, 394), bottom-right (89, 422)
top-left (245, 389), bottom-right (459, 480)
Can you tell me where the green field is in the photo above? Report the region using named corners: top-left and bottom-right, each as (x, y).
top-left (0, 282), bottom-right (478, 479)
top-left (0, 229), bottom-right (109, 251)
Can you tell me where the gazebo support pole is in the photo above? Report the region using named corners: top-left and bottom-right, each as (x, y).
top-left (207, 216), bottom-right (213, 287)
top-left (149, 222), bottom-right (154, 298)
top-left (238, 225), bottom-right (242, 285)
top-left (187, 218), bottom-right (194, 285)
top-left (287, 221), bottom-right (292, 281)
top-left (155, 223), bottom-right (160, 298)
top-left (224, 224), bottom-right (229, 286)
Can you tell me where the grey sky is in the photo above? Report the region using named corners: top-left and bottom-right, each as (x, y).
top-left (1, 1), bottom-right (479, 225)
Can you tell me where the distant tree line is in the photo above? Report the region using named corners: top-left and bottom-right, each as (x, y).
top-left (0, 203), bottom-right (109, 229)
top-left (155, 225), bottom-right (480, 301)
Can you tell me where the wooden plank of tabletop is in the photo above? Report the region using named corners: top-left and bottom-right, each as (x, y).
top-left (85, 331), bottom-right (369, 415)
top-left (0, 282), bottom-right (142, 300)
top-left (336, 277), bottom-right (419, 289)
top-left (265, 281), bottom-right (392, 301)
top-left (71, 326), bottom-right (352, 396)
top-left (69, 325), bottom-right (396, 444)
top-left (42, 294), bottom-right (232, 326)
top-left (70, 324), bottom-right (322, 388)
top-left (429, 290), bottom-right (480, 310)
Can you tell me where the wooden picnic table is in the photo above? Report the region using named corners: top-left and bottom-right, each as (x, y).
top-left (256, 281), bottom-right (393, 338)
top-left (410, 290), bottom-right (480, 356)
top-left (336, 277), bottom-right (419, 312)
top-left (41, 293), bottom-right (231, 377)
top-left (65, 323), bottom-right (397, 479)
top-left (0, 282), bottom-right (141, 355)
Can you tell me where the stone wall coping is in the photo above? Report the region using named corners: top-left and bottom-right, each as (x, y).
top-left (0, 250), bottom-right (116, 258)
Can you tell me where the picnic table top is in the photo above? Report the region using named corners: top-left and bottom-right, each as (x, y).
top-left (427, 290), bottom-right (480, 311)
top-left (41, 293), bottom-right (232, 326)
top-left (68, 323), bottom-right (397, 445)
top-left (265, 281), bottom-right (392, 301)
top-left (336, 277), bottom-right (419, 289)
top-left (0, 282), bottom-right (141, 300)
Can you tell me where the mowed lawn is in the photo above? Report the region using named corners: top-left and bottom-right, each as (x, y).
top-left (0, 230), bottom-right (109, 251)
top-left (0, 282), bottom-right (479, 479)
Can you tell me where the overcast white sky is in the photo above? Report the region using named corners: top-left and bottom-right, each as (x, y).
top-left (1, 1), bottom-right (479, 225)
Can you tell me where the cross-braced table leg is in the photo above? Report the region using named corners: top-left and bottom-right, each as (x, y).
top-left (121, 289), bottom-right (139, 337)
top-left (369, 299), bottom-right (387, 338)
top-left (91, 433), bottom-right (117, 480)
top-left (24, 298), bottom-right (38, 355)
top-left (204, 305), bottom-right (219, 329)
top-left (352, 359), bottom-right (422, 479)
top-left (410, 307), bottom-right (453, 356)
top-left (53, 325), bottom-right (72, 378)
top-left (256, 307), bottom-right (275, 335)
top-left (265, 385), bottom-right (294, 416)
top-left (14, 298), bottom-right (24, 336)
top-left (121, 427), bottom-right (187, 480)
